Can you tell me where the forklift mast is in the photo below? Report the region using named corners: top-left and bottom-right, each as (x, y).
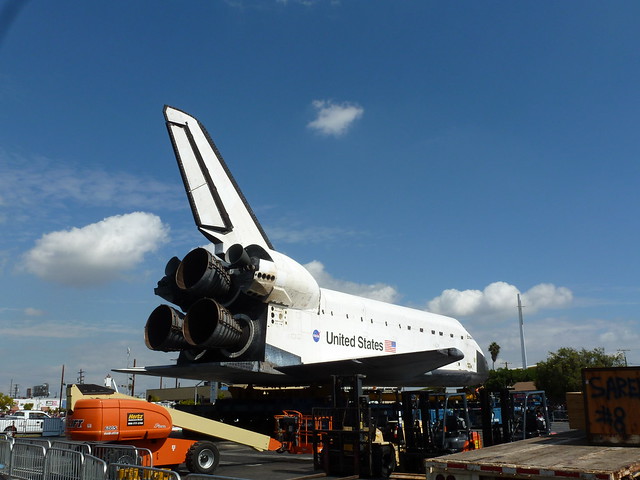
top-left (399, 391), bottom-right (477, 472)
top-left (312, 375), bottom-right (397, 478)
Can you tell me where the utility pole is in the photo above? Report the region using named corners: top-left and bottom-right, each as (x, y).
top-left (517, 294), bottom-right (528, 369)
top-left (617, 349), bottom-right (630, 367)
top-left (59, 365), bottom-right (65, 411)
top-left (130, 359), bottom-right (136, 397)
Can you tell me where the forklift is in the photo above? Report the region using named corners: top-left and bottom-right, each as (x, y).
top-left (509, 390), bottom-right (551, 440)
top-left (312, 375), bottom-right (397, 478)
top-left (398, 391), bottom-right (480, 472)
top-left (478, 388), bottom-right (551, 446)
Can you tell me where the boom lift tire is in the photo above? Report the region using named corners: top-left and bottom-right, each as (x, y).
top-left (114, 453), bottom-right (137, 465)
top-left (186, 441), bottom-right (220, 474)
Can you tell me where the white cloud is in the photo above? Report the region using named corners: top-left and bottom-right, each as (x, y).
top-left (307, 100), bottom-right (364, 136)
top-left (22, 212), bottom-right (169, 287)
top-left (522, 283), bottom-right (573, 310)
top-left (267, 223), bottom-right (357, 244)
top-left (475, 315), bottom-right (639, 368)
top-left (0, 151), bottom-right (183, 214)
top-left (304, 260), bottom-right (399, 303)
top-left (0, 318), bottom-right (131, 339)
top-left (427, 281), bottom-right (573, 319)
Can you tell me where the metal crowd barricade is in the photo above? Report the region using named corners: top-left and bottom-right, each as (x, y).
top-left (42, 417), bottom-right (66, 437)
top-left (107, 463), bottom-right (181, 480)
top-left (1, 438), bottom-right (161, 480)
top-left (43, 447), bottom-right (84, 480)
top-left (50, 439), bottom-right (92, 455)
top-left (83, 454), bottom-right (108, 480)
top-left (91, 444), bottom-right (153, 467)
top-left (16, 438), bottom-right (52, 450)
top-left (0, 438), bottom-right (13, 474)
top-left (9, 442), bottom-right (46, 480)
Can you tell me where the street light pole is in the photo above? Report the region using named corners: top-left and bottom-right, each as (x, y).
top-left (518, 294), bottom-right (528, 369)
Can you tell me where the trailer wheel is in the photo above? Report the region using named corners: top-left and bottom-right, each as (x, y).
top-left (186, 441), bottom-right (220, 474)
top-left (3, 426), bottom-right (17, 438)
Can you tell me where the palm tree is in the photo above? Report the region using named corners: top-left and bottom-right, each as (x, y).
top-left (488, 342), bottom-right (500, 370)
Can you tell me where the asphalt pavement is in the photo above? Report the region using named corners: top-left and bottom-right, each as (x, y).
top-left (178, 441), bottom-right (321, 480)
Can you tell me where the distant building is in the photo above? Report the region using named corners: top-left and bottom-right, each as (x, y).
top-left (512, 381), bottom-right (537, 391)
top-left (12, 398), bottom-right (61, 412)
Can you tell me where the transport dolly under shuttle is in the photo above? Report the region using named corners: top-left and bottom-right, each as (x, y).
top-left (66, 389), bottom-right (281, 475)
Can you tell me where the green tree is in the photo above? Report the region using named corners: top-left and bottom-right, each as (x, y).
top-left (536, 347), bottom-right (624, 404)
top-left (0, 393), bottom-right (14, 413)
top-left (488, 342), bottom-right (501, 370)
top-left (484, 366), bottom-right (537, 391)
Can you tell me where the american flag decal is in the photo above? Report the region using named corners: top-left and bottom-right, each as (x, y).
top-left (384, 340), bottom-right (396, 353)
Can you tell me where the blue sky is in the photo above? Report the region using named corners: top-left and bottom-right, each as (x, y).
top-left (1, 1), bottom-right (638, 397)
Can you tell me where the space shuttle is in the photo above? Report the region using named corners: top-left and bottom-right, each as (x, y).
top-left (117, 106), bottom-right (488, 387)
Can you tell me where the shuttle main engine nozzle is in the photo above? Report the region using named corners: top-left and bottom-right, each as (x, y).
top-left (144, 304), bottom-right (190, 352)
top-left (176, 248), bottom-right (232, 302)
top-left (183, 298), bottom-right (244, 350)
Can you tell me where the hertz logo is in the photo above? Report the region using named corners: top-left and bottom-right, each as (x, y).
top-left (127, 412), bottom-right (144, 426)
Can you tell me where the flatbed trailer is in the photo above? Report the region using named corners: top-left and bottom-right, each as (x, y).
top-left (425, 430), bottom-right (640, 480)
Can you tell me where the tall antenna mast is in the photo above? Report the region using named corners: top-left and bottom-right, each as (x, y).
top-left (518, 293), bottom-right (528, 369)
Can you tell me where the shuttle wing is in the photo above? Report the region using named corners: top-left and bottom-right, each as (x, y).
top-left (114, 361), bottom-right (290, 386)
top-left (277, 348), bottom-right (464, 384)
top-left (115, 348), bottom-right (463, 387)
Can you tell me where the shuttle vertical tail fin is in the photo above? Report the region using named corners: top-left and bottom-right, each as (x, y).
top-left (164, 105), bottom-right (272, 253)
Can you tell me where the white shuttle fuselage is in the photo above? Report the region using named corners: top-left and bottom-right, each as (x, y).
top-left (267, 289), bottom-right (482, 379)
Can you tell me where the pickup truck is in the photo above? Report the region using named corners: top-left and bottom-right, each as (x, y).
top-left (0, 410), bottom-right (52, 436)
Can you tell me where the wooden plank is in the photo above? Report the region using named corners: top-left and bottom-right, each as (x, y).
top-left (566, 392), bottom-right (585, 431)
top-left (426, 431), bottom-right (640, 475)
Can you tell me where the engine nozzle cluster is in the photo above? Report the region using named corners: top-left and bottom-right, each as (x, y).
top-left (145, 246), bottom-right (257, 357)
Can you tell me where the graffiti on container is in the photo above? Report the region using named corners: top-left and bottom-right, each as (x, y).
top-left (593, 405), bottom-right (626, 434)
top-left (586, 373), bottom-right (640, 436)
top-left (588, 375), bottom-right (640, 400)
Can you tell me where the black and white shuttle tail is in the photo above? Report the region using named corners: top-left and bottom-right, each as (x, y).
top-left (164, 106), bottom-right (272, 253)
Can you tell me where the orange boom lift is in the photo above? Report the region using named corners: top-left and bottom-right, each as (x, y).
top-left (66, 385), bottom-right (281, 475)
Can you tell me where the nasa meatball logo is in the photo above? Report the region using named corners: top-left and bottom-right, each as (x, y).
top-left (312, 329), bottom-right (321, 342)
